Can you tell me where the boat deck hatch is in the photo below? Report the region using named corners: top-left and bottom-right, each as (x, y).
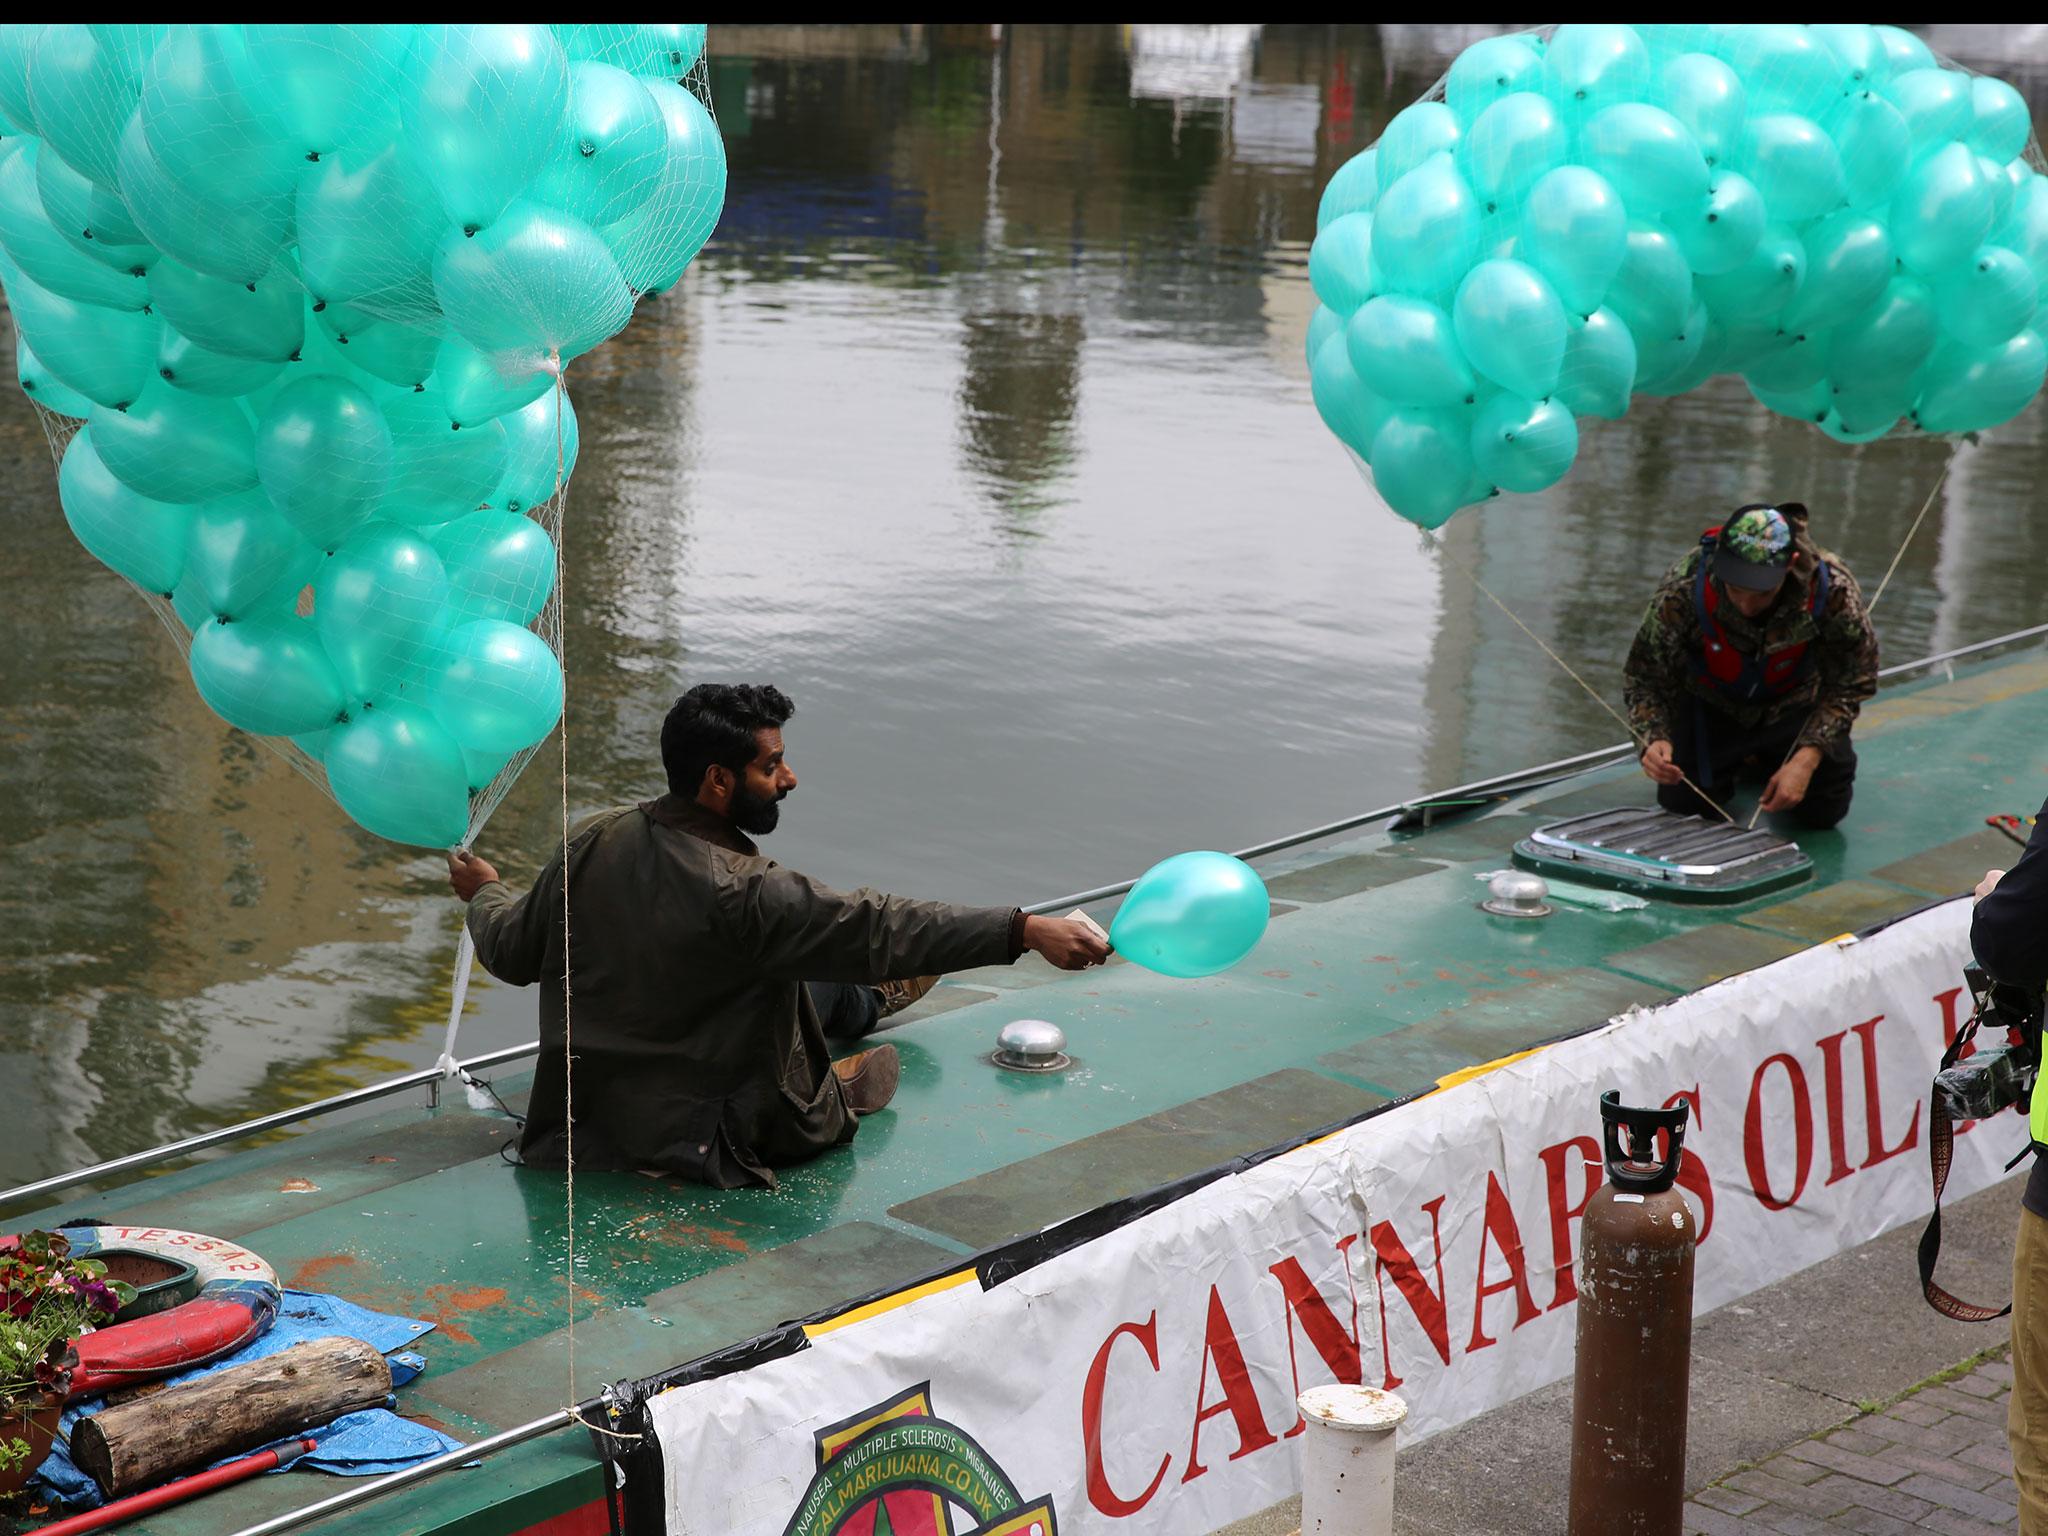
top-left (1511, 807), bottom-right (1813, 903)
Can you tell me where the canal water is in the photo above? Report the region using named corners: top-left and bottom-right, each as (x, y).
top-left (4, 24), bottom-right (2046, 1185)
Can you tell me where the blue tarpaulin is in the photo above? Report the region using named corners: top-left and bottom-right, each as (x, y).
top-left (34, 1289), bottom-right (465, 1510)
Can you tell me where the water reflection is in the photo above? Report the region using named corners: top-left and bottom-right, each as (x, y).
top-left (4, 25), bottom-right (2048, 1187)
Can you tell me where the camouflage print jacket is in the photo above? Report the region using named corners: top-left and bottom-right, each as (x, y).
top-left (1622, 523), bottom-right (1880, 754)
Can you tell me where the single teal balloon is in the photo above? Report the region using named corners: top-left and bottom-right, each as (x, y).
top-left (1376, 101), bottom-right (1462, 192)
top-left (1634, 299), bottom-right (1709, 392)
top-left (1369, 153), bottom-right (1483, 310)
top-left (1657, 53), bottom-right (1746, 167)
top-left (1937, 246), bottom-right (2039, 349)
top-left (150, 256), bottom-right (304, 362)
top-left (1720, 24), bottom-right (1844, 121)
top-left (1581, 103), bottom-right (1709, 216)
top-left (0, 141), bottom-right (149, 309)
top-left (1827, 374), bottom-right (1916, 437)
top-left (1884, 68), bottom-right (1974, 151)
top-left (1557, 307), bottom-right (1637, 419)
top-left (1305, 305), bottom-right (1345, 372)
top-left (292, 727), bottom-right (332, 765)
top-left (90, 383), bottom-right (257, 503)
top-left (189, 613), bottom-right (347, 737)
top-left (322, 704), bottom-right (473, 848)
top-left (1309, 333), bottom-right (1393, 459)
top-left (1543, 24), bottom-right (1651, 129)
top-left (405, 24), bottom-right (572, 230)
top-left (1915, 330), bottom-right (2048, 434)
top-left (1317, 149), bottom-right (1377, 232)
top-left (1446, 35), bottom-right (1546, 127)
top-left (433, 337), bottom-right (555, 428)
top-left (434, 199), bottom-right (634, 360)
top-left (432, 509), bottom-right (557, 627)
top-left (603, 77), bottom-right (726, 294)
top-left (1830, 275), bottom-right (1940, 382)
top-left (17, 335), bottom-right (94, 419)
top-left (1749, 377), bottom-right (1833, 422)
top-left (296, 144), bottom-right (446, 313)
top-left (1307, 212), bottom-right (1375, 316)
top-left (316, 305), bottom-right (440, 390)
top-left (1669, 170), bottom-right (1765, 277)
top-left (1346, 296), bottom-right (1474, 408)
top-left (56, 425), bottom-right (191, 592)
top-left (1979, 156), bottom-right (2017, 236)
top-left (529, 62), bottom-right (668, 231)
top-left (234, 24), bottom-right (410, 156)
top-left (1809, 25), bottom-right (1892, 93)
top-left (1739, 113), bottom-right (1845, 223)
top-left (1606, 220), bottom-right (1693, 342)
top-left (432, 619), bottom-right (563, 754)
top-left (1826, 91), bottom-right (1911, 210)
top-left (555, 23), bottom-right (707, 82)
top-left (1873, 27), bottom-right (1935, 79)
top-left (1819, 407), bottom-right (1897, 444)
top-left (1970, 77), bottom-right (2032, 163)
top-left (34, 140), bottom-right (155, 270)
top-left (493, 386), bottom-right (580, 512)
top-left (1369, 409), bottom-right (1474, 528)
top-left (170, 573), bottom-right (211, 630)
top-left (1453, 259), bottom-right (1565, 398)
top-left (28, 24), bottom-right (147, 191)
top-left (460, 744), bottom-right (512, 795)
top-left (0, 26), bottom-right (43, 133)
top-left (1743, 331), bottom-right (1831, 394)
top-left (117, 111), bottom-right (291, 284)
top-left (1470, 392), bottom-right (1578, 492)
top-left (1457, 92), bottom-right (1566, 209)
top-left (187, 492), bottom-right (323, 620)
top-left (1891, 142), bottom-right (1995, 280)
top-left (314, 522), bottom-right (451, 700)
top-left (1695, 223), bottom-right (1805, 321)
top-left (382, 391), bottom-right (510, 525)
top-left (1998, 174), bottom-right (2048, 296)
top-left (1519, 166), bottom-right (1627, 317)
top-left (257, 376), bottom-right (396, 551)
top-left (1780, 214), bottom-right (1892, 333)
top-left (1108, 851), bottom-right (1270, 980)
top-left (156, 329), bottom-right (283, 398)
top-left (137, 25), bottom-right (304, 207)
top-left (1, 261), bottom-right (156, 407)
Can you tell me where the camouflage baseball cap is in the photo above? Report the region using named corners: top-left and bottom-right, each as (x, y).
top-left (1714, 505), bottom-right (1795, 591)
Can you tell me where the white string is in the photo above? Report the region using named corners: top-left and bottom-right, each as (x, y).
top-left (549, 357), bottom-right (580, 1415)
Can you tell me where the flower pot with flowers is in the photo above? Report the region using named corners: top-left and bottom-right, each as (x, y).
top-left (1, 1231), bottom-right (131, 1497)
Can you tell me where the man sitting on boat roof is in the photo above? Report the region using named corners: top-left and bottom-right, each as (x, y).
top-left (1623, 503), bottom-right (1878, 830)
top-left (444, 682), bottom-right (1110, 1188)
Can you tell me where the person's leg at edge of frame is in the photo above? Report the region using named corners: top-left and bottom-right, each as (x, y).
top-left (2011, 1206), bottom-right (2048, 1533)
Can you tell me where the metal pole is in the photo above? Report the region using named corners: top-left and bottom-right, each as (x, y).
top-left (0, 1041), bottom-right (540, 1211)
top-left (215, 1410), bottom-right (577, 1536)
top-left (1297, 1384), bottom-right (1406, 1534)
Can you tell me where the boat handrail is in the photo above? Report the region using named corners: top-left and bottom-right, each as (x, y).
top-left (7, 619), bottom-right (2044, 1218)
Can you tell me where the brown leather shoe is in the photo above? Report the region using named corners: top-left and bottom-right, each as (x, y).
top-left (874, 975), bottom-right (941, 1018)
top-left (832, 1044), bottom-right (901, 1116)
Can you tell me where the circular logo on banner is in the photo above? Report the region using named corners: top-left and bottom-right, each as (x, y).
top-left (782, 1383), bottom-right (1058, 1536)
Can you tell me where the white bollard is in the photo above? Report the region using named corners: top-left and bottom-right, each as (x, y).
top-left (1296, 1384), bottom-right (1407, 1535)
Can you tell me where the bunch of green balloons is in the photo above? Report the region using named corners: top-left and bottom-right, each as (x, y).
top-left (0, 24), bottom-right (726, 847)
top-left (1308, 24), bottom-right (2048, 527)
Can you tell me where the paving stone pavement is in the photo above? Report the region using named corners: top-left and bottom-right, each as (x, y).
top-left (1682, 1353), bottom-right (2020, 1535)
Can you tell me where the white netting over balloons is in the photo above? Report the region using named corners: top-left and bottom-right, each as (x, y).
top-left (1307, 24), bottom-right (2048, 527)
top-left (0, 23), bottom-right (725, 848)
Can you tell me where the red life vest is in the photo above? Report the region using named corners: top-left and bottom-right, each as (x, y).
top-left (1691, 526), bottom-right (1831, 705)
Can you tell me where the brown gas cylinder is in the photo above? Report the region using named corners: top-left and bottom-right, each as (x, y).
top-left (1567, 1090), bottom-right (1698, 1536)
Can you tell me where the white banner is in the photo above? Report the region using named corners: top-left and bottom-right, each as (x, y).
top-left (650, 899), bottom-right (2011, 1535)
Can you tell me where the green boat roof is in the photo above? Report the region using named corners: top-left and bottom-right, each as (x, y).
top-left (7, 646), bottom-right (2047, 1535)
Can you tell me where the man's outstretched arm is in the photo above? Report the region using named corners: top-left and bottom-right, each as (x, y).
top-left (448, 848), bottom-right (559, 987)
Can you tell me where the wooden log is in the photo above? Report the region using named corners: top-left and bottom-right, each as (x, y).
top-left (71, 1336), bottom-right (391, 1498)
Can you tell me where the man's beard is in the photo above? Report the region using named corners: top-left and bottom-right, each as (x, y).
top-left (731, 785), bottom-right (785, 835)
